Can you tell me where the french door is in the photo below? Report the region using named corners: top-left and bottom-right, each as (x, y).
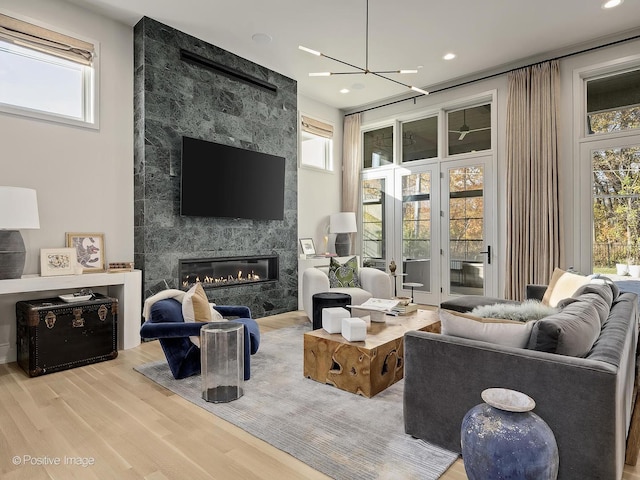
top-left (361, 156), bottom-right (496, 305)
top-left (439, 156), bottom-right (495, 304)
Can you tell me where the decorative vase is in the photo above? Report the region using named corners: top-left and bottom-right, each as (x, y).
top-left (389, 260), bottom-right (397, 274)
top-left (461, 388), bottom-right (558, 480)
top-left (616, 263), bottom-right (629, 276)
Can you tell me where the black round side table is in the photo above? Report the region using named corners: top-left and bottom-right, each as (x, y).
top-left (312, 292), bottom-right (352, 330)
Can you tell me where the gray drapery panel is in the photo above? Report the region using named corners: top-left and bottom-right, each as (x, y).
top-left (505, 60), bottom-right (562, 300)
top-left (342, 113), bottom-right (361, 251)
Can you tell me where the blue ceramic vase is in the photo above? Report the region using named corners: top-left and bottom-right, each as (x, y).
top-left (461, 388), bottom-right (559, 480)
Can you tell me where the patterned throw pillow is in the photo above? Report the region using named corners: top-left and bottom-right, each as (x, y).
top-left (328, 256), bottom-right (361, 288)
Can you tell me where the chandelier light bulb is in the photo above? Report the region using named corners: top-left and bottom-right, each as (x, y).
top-left (602, 0), bottom-right (623, 8)
top-left (410, 86), bottom-right (429, 95)
top-left (299, 45), bottom-right (322, 56)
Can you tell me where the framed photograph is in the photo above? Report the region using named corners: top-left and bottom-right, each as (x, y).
top-left (40, 248), bottom-right (77, 277)
top-left (66, 232), bottom-right (106, 273)
top-left (299, 238), bottom-right (316, 255)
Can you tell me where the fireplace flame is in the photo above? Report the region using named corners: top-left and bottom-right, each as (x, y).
top-left (182, 269), bottom-right (262, 288)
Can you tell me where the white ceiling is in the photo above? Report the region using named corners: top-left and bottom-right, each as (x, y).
top-left (66, 0), bottom-right (640, 111)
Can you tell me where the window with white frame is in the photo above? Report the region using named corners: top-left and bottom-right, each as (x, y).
top-left (0, 13), bottom-right (97, 127)
top-left (300, 115), bottom-right (333, 171)
top-left (586, 68), bottom-right (640, 135)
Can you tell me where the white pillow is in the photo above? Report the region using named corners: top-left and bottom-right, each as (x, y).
top-left (210, 304), bottom-right (224, 321)
top-left (542, 268), bottom-right (590, 307)
top-left (440, 310), bottom-right (535, 349)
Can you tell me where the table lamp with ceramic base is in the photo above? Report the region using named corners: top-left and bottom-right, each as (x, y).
top-left (330, 212), bottom-right (357, 257)
top-left (0, 187), bottom-right (40, 280)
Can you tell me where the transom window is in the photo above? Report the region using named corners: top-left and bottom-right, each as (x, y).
top-left (402, 116), bottom-right (438, 162)
top-left (300, 115), bottom-right (333, 171)
top-left (447, 104), bottom-right (492, 155)
top-left (587, 69), bottom-right (640, 135)
top-left (0, 13), bottom-right (96, 127)
top-left (363, 126), bottom-right (394, 168)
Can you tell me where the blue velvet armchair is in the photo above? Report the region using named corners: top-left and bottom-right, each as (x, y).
top-left (140, 298), bottom-right (260, 380)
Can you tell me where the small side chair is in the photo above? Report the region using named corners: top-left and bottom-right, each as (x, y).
top-left (140, 298), bottom-right (260, 380)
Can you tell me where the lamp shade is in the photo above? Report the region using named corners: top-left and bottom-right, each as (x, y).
top-left (330, 212), bottom-right (357, 234)
top-left (0, 187), bottom-right (40, 229)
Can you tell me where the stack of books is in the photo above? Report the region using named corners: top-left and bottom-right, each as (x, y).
top-left (392, 303), bottom-right (418, 315)
top-left (108, 261), bottom-right (134, 273)
top-left (350, 298), bottom-right (419, 316)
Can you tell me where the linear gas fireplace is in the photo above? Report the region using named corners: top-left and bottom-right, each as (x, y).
top-left (179, 255), bottom-right (279, 289)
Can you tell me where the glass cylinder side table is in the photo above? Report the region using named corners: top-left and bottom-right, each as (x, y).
top-left (201, 322), bottom-right (244, 403)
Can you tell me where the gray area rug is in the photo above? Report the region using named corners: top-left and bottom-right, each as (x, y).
top-left (135, 323), bottom-right (458, 479)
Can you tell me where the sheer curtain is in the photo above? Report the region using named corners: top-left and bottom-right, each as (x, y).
top-left (342, 113), bottom-right (361, 252)
top-left (505, 60), bottom-right (562, 299)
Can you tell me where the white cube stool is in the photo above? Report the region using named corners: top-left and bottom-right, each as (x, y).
top-left (342, 317), bottom-right (366, 342)
top-left (323, 307), bottom-right (350, 334)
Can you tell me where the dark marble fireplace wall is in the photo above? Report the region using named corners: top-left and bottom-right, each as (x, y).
top-left (133, 17), bottom-right (298, 317)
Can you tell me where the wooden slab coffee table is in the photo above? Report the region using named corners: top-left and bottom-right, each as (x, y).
top-left (303, 309), bottom-right (440, 398)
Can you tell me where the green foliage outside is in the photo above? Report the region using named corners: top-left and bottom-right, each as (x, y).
top-left (591, 106), bottom-right (640, 267)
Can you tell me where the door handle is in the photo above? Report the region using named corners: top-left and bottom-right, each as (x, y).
top-left (480, 245), bottom-right (491, 265)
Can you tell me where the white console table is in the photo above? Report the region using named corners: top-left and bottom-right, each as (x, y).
top-left (0, 270), bottom-right (142, 363)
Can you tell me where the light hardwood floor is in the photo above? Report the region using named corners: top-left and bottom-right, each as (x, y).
top-left (1, 309), bottom-right (639, 479)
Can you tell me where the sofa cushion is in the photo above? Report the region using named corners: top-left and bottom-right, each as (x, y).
top-left (573, 282), bottom-right (614, 308)
top-left (542, 268), bottom-right (590, 307)
top-left (440, 310), bottom-right (536, 348)
top-left (328, 256), bottom-right (362, 288)
top-left (330, 287), bottom-right (372, 306)
top-left (471, 300), bottom-right (558, 322)
top-left (440, 295), bottom-right (520, 313)
top-left (558, 293), bottom-right (610, 326)
top-left (588, 274), bottom-right (620, 301)
top-left (527, 300), bottom-right (601, 356)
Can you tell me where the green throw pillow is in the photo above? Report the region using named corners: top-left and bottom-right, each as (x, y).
top-left (328, 256), bottom-right (361, 288)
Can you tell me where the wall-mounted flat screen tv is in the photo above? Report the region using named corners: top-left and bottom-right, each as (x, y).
top-left (180, 136), bottom-right (286, 220)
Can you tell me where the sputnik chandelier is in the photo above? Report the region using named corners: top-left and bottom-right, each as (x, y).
top-left (298, 0), bottom-right (429, 96)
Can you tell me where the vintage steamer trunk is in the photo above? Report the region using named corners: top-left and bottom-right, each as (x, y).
top-left (16, 294), bottom-right (118, 377)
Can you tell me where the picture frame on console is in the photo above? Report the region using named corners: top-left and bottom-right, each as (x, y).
top-left (66, 232), bottom-right (105, 273)
top-left (40, 248), bottom-right (77, 277)
top-left (300, 238), bottom-right (316, 256)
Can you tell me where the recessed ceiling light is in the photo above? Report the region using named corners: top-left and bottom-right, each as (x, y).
top-left (340, 88), bottom-right (350, 94)
top-left (443, 53), bottom-right (456, 60)
top-left (602, 0), bottom-right (623, 8)
top-left (252, 33), bottom-right (272, 44)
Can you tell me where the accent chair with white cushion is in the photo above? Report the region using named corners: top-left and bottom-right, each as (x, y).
top-left (302, 256), bottom-right (392, 320)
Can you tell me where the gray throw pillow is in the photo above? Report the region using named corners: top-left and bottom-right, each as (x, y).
top-left (562, 292), bottom-right (610, 326)
top-left (572, 283), bottom-right (614, 308)
top-left (527, 300), bottom-right (600, 357)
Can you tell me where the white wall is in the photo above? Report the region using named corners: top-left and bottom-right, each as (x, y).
top-left (1, 0), bottom-right (134, 274)
top-left (0, 0), bottom-right (133, 363)
top-left (297, 94), bottom-right (343, 254)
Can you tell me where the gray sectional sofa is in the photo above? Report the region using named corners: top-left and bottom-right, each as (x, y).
top-left (404, 282), bottom-right (638, 479)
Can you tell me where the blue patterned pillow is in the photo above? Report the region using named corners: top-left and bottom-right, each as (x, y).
top-left (328, 256), bottom-right (361, 288)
